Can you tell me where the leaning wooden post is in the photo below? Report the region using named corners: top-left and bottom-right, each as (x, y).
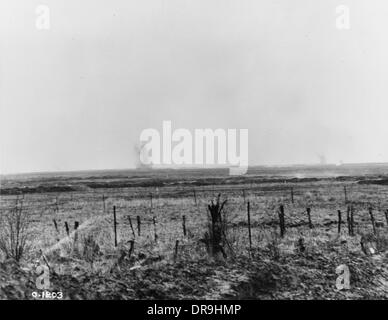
top-left (182, 215), bottom-right (187, 236)
top-left (128, 216), bottom-right (136, 238)
top-left (53, 219), bottom-right (59, 233)
top-left (278, 205), bottom-right (286, 237)
top-left (337, 210), bottom-right (342, 234)
top-left (136, 215), bottom-right (141, 236)
top-left (113, 206), bottom-right (118, 247)
top-left (247, 201), bottom-right (252, 256)
top-left (368, 207), bottom-right (377, 235)
top-left (65, 222), bottom-right (70, 236)
top-left (306, 207), bottom-right (313, 229)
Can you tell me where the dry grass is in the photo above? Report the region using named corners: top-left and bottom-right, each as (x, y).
top-left (1, 176), bottom-right (388, 299)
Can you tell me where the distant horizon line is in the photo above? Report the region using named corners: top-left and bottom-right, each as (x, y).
top-left (1, 161), bottom-right (388, 177)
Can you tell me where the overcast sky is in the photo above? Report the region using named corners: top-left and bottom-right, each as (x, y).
top-left (1, 0), bottom-right (388, 174)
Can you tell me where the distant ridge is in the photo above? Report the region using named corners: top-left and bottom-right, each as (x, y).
top-left (1, 162), bottom-right (388, 178)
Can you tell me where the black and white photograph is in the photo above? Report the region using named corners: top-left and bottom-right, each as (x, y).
top-left (0, 0), bottom-right (387, 307)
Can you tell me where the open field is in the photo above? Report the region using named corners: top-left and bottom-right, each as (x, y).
top-left (1, 164), bottom-right (388, 299)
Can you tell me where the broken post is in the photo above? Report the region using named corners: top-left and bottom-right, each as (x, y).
top-left (337, 210), bottom-right (342, 234)
top-left (206, 194), bottom-right (228, 259)
top-left (368, 207), bottom-right (377, 235)
top-left (247, 201), bottom-right (252, 256)
top-left (74, 221), bottom-right (79, 230)
top-left (113, 206), bottom-right (118, 247)
top-left (306, 207), bottom-right (313, 229)
top-left (278, 205), bottom-right (286, 237)
top-left (182, 215), bottom-right (187, 236)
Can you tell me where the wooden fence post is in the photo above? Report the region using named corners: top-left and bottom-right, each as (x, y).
top-left (291, 187), bottom-right (294, 204)
top-left (128, 240), bottom-right (134, 259)
top-left (344, 186), bottom-right (348, 204)
top-left (113, 206), bottom-right (118, 247)
top-left (346, 206), bottom-right (351, 235)
top-left (137, 216), bottom-right (141, 236)
top-left (174, 240), bottom-right (179, 261)
top-left (247, 201), bottom-right (252, 256)
top-left (53, 219), bottom-right (59, 233)
top-left (182, 215), bottom-right (187, 236)
top-left (65, 222), bottom-right (69, 236)
top-left (337, 210), bottom-right (342, 234)
top-left (102, 194), bottom-right (106, 213)
top-left (74, 225), bottom-right (79, 252)
top-left (74, 221), bottom-right (79, 230)
top-left (278, 205), bottom-right (286, 237)
top-left (306, 207), bottom-right (313, 229)
top-left (153, 216), bottom-right (158, 243)
top-left (350, 205), bottom-right (355, 236)
top-left (385, 210), bottom-right (388, 227)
